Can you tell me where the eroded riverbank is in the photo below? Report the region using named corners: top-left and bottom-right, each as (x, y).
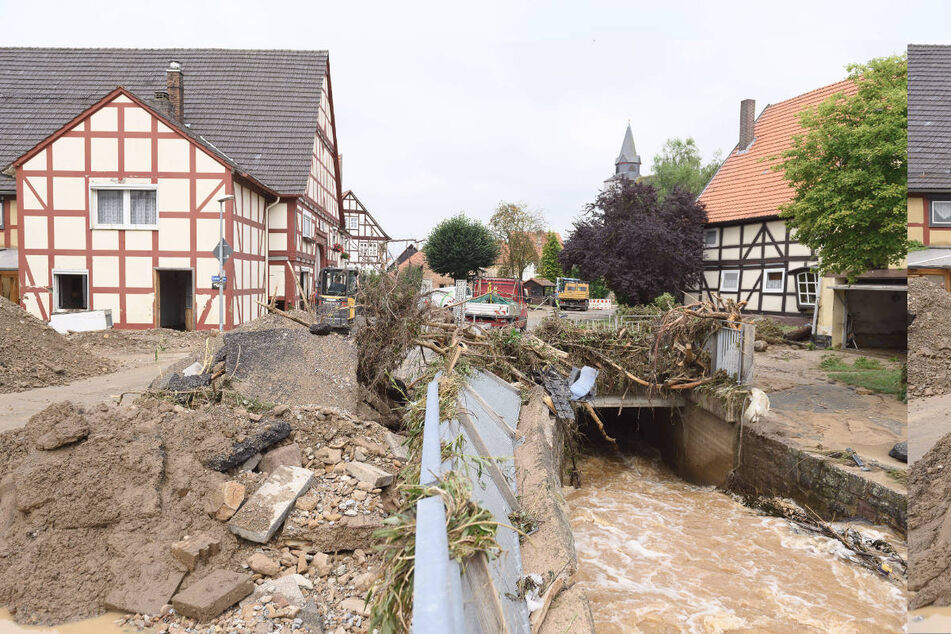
top-left (565, 452), bottom-right (906, 633)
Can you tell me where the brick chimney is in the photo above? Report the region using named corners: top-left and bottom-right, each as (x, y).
top-left (739, 99), bottom-right (755, 151)
top-left (166, 61), bottom-right (184, 122)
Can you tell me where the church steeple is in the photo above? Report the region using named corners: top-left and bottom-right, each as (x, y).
top-left (605, 123), bottom-right (641, 185)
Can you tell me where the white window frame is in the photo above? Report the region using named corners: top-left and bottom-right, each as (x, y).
top-left (719, 269), bottom-right (740, 292)
top-left (932, 200), bottom-right (951, 227)
top-left (703, 228), bottom-right (719, 248)
top-left (762, 268), bottom-right (785, 294)
top-left (52, 269), bottom-right (89, 312)
top-left (346, 214), bottom-right (358, 231)
top-left (0, 196), bottom-right (4, 230)
top-left (796, 270), bottom-right (818, 307)
top-left (89, 184), bottom-right (159, 230)
top-left (301, 212), bottom-right (314, 241)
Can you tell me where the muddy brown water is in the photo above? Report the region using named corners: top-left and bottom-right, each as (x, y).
top-left (565, 452), bottom-right (906, 633)
top-left (0, 610), bottom-right (126, 633)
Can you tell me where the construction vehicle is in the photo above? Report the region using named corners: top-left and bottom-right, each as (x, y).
top-left (316, 267), bottom-right (358, 329)
top-left (556, 277), bottom-right (590, 311)
top-left (465, 278), bottom-right (528, 330)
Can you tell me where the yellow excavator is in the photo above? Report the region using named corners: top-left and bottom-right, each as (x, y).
top-left (317, 267), bottom-right (358, 329)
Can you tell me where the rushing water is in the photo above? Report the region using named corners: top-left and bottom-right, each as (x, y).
top-left (565, 452), bottom-right (906, 633)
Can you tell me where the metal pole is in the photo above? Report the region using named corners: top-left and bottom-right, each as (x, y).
top-left (218, 198), bottom-right (225, 332)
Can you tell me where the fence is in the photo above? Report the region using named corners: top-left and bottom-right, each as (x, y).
top-left (412, 371), bottom-right (531, 633)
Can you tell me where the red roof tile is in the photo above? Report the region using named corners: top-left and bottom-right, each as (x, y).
top-left (699, 79), bottom-right (858, 224)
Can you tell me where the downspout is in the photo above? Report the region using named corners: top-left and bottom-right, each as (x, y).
top-left (264, 194), bottom-right (281, 304)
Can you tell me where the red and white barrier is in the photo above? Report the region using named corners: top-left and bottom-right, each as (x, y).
top-left (589, 298), bottom-right (613, 310)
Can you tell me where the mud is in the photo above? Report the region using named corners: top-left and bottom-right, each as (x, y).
top-left (909, 275), bottom-right (951, 399)
top-left (566, 451), bottom-right (906, 633)
top-left (0, 297), bottom-right (115, 394)
top-left (909, 430), bottom-right (951, 609)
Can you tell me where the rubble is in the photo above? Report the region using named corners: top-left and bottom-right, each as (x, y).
top-left (909, 275), bottom-right (950, 398)
top-left (205, 419), bottom-right (291, 471)
top-left (228, 465), bottom-right (314, 543)
top-left (171, 569), bottom-right (254, 622)
top-left (345, 461), bottom-right (395, 488)
top-left (103, 564), bottom-right (185, 616)
top-left (0, 296), bottom-right (115, 393)
top-left (210, 480), bottom-right (246, 521)
top-left (260, 442), bottom-right (303, 473)
top-left (171, 534), bottom-right (221, 570)
top-left (248, 552), bottom-right (282, 576)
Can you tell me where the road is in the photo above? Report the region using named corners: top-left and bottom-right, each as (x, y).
top-left (0, 351), bottom-right (189, 432)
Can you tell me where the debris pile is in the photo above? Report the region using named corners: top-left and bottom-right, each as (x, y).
top-left (909, 430), bottom-right (951, 608)
top-left (0, 395), bottom-right (405, 631)
top-left (66, 327), bottom-right (210, 357)
top-left (908, 275), bottom-right (951, 398)
top-left (0, 296), bottom-right (115, 393)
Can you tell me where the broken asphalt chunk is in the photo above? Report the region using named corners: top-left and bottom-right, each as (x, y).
top-left (205, 420), bottom-right (291, 472)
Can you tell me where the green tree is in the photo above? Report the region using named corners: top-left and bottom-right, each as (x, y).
top-left (646, 138), bottom-right (721, 200)
top-left (488, 202), bottom-right (545, 279)
top-left (777, 54), bottom-right (907, 277)
top-left (423, 214), bottom-right (499, 280)
top-left (539, 232), bottom-right (563, 281)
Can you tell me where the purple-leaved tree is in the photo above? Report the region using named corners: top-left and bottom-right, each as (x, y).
top-left (559, 180), bottom-right (707, 305)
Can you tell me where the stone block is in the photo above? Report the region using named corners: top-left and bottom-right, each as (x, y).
top-left (282, 512), bottom-right (384, 552)
top-left (345, 461), bottom-right (394, 488)
top-left (171, 569), bottom-right (253, 622)
top-left (384, 431), bottom-right (409, 461)
top-left (315, 446), bottom-right (341, 465)
top-left (104, 564), bottom-right (185, 616)
top-left (171, 534), bottom-right (221, 570)
top-left (211, 481), bottom-right (246, 521)
top-left (253, 575), bottom-right (305, 607)
top-left (229, 465), bottom-right (313, 543)
top-left (260, 443), bottom-right (302, 473)
top-left (340, 596), bottom-right (370, 617)
top-left (247, 553), bottom-right (281, 576)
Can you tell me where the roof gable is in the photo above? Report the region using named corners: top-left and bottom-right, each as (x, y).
top-left (909, 44), bottom-right (951, 192)
top-left (698, 79), bottom-right (857, 224)
top-left (0, 48), bottom-right (329, 194)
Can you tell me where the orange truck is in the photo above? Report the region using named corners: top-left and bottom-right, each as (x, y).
top-left (465, 278), bottom-right (528, 330)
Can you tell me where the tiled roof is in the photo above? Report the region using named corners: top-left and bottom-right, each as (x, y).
top-left (909, 45), bottom-right (951, 192)
top-left (0, 48), bottom-right (329, 194)
top-left (698, 79), bottom-right (857, 224)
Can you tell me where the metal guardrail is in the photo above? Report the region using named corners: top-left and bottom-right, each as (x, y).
top-left (412, 371), bottom-right (530, 633)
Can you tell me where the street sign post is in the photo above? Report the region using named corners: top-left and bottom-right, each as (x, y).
top-left (216, 196), bottom-right (235, 331)
top-left (213, 239), bottom-right (234, 264)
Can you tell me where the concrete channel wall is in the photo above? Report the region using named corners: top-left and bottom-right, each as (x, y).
top-left (635, 393), bottom-right (906, 532)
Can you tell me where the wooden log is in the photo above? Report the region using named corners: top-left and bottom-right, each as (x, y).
top-left (255, 300), bottom-right (311, 328)
top-left (582, 402), bottom-right (617, 445)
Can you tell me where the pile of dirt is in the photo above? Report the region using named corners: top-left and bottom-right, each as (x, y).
top-left (908, 276), bottom-right (951, 398)
top-left (0, 296), bottom-right (115, 394)
top-left (0, 396), bottom-right (402, 628)
top-left (909, 430), bottom-right (951, 608)
top-left (210, 328), bottom-right (361, 413)
top-left (66, 328), bottom-right (212, 357)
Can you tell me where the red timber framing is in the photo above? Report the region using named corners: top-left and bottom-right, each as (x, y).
top-left (268, 64), bottom-right (345, 308)
top-left (342, 190), bottom-right (390, 270)
top-left (11, 86), bottom-right (275, 330)
top-left (909, 193), bottom-right (951, 246)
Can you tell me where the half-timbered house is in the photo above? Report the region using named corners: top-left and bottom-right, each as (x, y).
top-left (687, 82), bottom-right (856, 321)
top-left (0, 48), bottom-right (346, 329)
top-left (690, 80), bottom-right (906, 348)
top-left (342, 190), bottom-right (391, 270)
top-left (908, 44), bottom-right (951, 287)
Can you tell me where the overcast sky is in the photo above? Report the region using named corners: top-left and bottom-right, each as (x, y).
top-left (5, 0), bottom-right (950, 250)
